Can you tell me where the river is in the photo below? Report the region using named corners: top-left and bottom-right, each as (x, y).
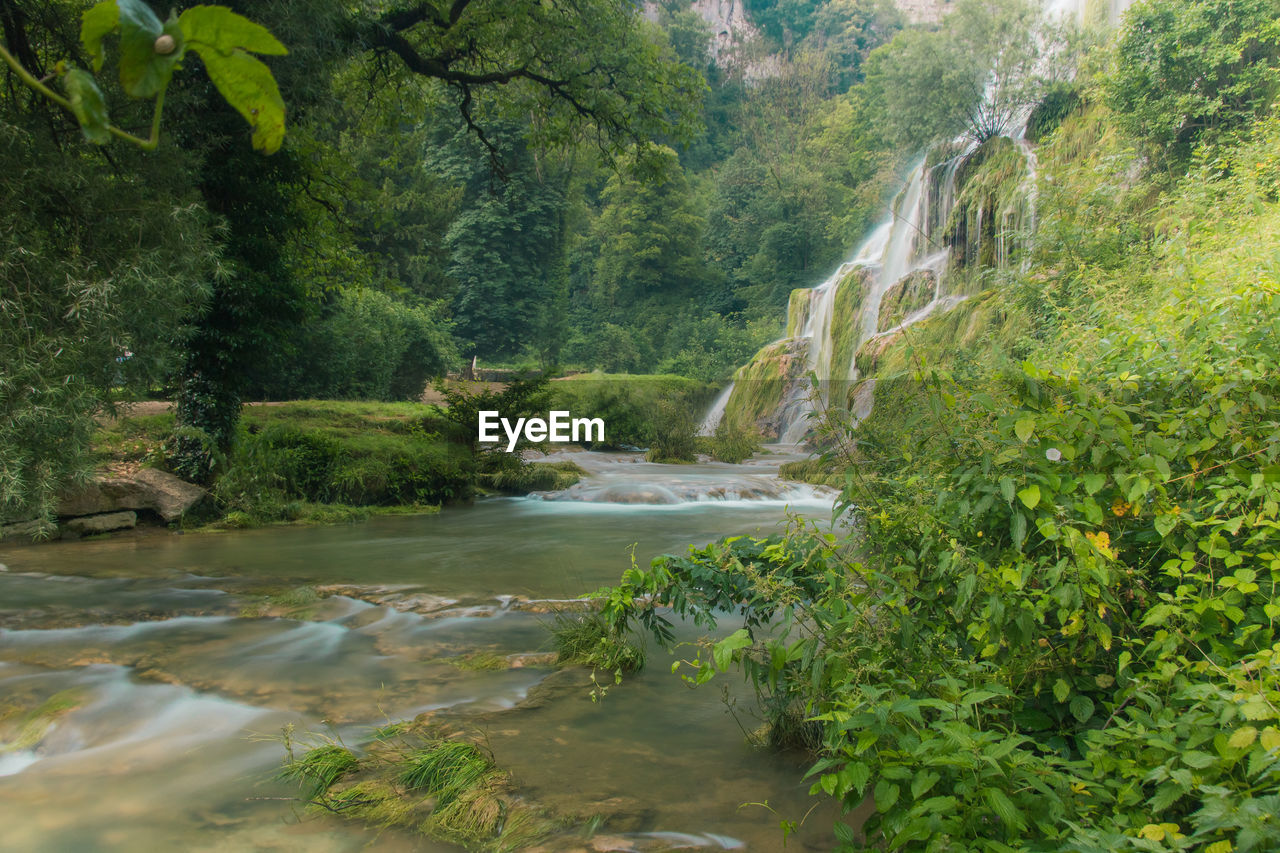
top-left (0, 449), bottom-right (845, 852)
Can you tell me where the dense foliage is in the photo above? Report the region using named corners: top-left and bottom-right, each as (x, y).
top-left (1103, 0), bottom-right (1280, 168)
top-left (576, 2), bottom-right (1280, 849)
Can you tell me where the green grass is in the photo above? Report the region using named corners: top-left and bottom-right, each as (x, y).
top-left (399, 741), bottom-right (494, 805)
top-left (280, 727), bottom-right (560, 852)
top-left (92, 412), bottom-right (174, 465)
top-left (551, 611), bottom-right (646, 673)
top-left (778, 457), bottom-right (844, 488)
top-left (0, 689), bottom-right (83, 754)
top-left (88, 401), bottom-right (473, 530)
top-left (279, 743), bottom-right (360, 797)
top-left (448, 651), bottom-right (511, 671)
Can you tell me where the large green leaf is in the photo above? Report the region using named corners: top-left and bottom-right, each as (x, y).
top-left (712, 628), bottom-right (750, 671)
top-left (179, 6), bottom-right (288, 153)
top-left (62, 68), bottom-right (112, 144)
top-left (198, 49), bottom-right (286, 154)
top-left (80, 1), bottom-right (119, 73)
top-left (117, 0), bottom-right (184, 98)
top-left (178, 6), bottom-right (287, 56)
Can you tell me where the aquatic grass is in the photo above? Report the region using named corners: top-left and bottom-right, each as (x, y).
top-left (778, 458), bottom-right (844, 488)
top-left (279, 743), bottom-right (360, 797)
top-left (449, 651), bottom-right (511, 672)
top-left (239, 585), bottom-right (324, 618)
top-left (0, 689), bottom-right (83, 753)
top-left (398, 740), bottom-right (495, 807)
top-left (551, 611), bottom-right (646, 673)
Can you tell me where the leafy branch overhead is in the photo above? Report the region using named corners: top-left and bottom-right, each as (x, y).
top-left (0, 0), bottom-right (288, 152)
top-left (357, 0), bottom-right (707, 166)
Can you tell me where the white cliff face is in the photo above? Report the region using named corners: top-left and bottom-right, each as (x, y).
top-left (691, 0), bottom-right (760, 63)
top-left (643, 0), bottom-right (760, 66)
top-left (894, 0), bottom-right (1134, 26)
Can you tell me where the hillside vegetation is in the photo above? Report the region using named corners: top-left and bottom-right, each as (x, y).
top-left (579, 1), bottom-right (1280, 849)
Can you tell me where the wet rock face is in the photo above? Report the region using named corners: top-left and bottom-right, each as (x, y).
top-left (64, 512), bottom-right (137, 536)
top-left (57, 468), bottom-right (206, 522)
top-left (878, 270), bottom-right (938, 331)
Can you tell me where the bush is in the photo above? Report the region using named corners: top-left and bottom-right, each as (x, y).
top-left (1103, 0), bottom-right (1280, 166)
top-left (481, 460), bottom-right (585, 494)
top-left (548, 374), bottom-right (715, 449)
top-left (252, 289), bottom-right (455, 401)
top-left (208, 402), bottom-right (475, 524)
top-left (552, 611), bottom-right (646, 673)
top-left (704, 419), bottom-right (761, 464)
top-left (644, 397), bottom-right (698, 463)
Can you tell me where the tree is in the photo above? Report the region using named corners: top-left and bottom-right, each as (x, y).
top-left (435, 123), bottom-right (569, 361)
top-left (1103, 0), bottom-right (1280, 167)
top-left (352, 0), bottom-right (706, 169)
top-left (1, 0), bottom-right (220, 523)
top-left (590, 146), bottom-right (708, 313)
top-left (865, 0), bottom-right (1049, 151)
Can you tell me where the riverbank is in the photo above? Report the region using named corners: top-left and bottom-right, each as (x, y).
top-left (71, 375), bottom-right (726, 536)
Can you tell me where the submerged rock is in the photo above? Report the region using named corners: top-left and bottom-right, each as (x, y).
top-left (64, 511), bottom-right (137, 536)
top-left (313, 584), bottom-right (460, 615)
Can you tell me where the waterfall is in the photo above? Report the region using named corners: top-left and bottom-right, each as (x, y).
top-left (697, 384), bottom-right (734, 436)
top-left (715, 0), bottom-right (1134, 445)
top-left (772, 155), bottom-right (962, 444)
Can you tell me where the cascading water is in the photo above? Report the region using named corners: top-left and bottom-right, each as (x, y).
top-left (697, 383), bottom-right (735, 436)
top-left (712, 0), bottom-right (1135, 445)
top-left (770, 153), bottom-right (967, 444)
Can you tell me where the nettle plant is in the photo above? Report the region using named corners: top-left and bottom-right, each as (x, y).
top-left (0, 0), bottom-right (286, 152)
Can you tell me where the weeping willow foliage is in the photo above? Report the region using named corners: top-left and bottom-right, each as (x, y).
top-left (0, 116), bottom-right (217, 525)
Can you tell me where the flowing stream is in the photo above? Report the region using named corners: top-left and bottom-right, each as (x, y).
top-left (0, 449), bottom-right (842, 852)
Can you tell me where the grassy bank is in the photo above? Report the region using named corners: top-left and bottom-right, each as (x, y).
top-left (94, 401), bottom-right (470, 528)
top-left (89, 377), bottom-right (720, 530)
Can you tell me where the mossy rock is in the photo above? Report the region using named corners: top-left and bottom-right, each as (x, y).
top-left (946, 136), bottom-right (1033, 270)
top-left (878, 269), bottom-right (937, 331)
top-left (786, 287), bottom-right (814, 338)
top-left (721, 338), bottom-right (811, 440)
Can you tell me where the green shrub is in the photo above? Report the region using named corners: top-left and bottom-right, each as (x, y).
top-left (548, 374), bottom-right (715, 449)
top-left (644, 397), bottom-right (698, 463)
top-left (209, 402), bottom-right (474, 523)
top-left (254, 289), bottom-right (455, 401)
top-left (704, 419), bottom-right (761, 464)
top-left (481, 460), bottom-right (585, 494)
